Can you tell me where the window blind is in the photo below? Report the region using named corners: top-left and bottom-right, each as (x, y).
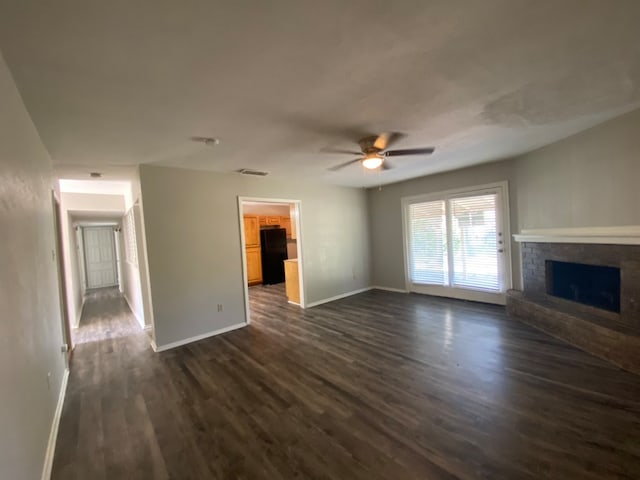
top-left (449, 194), bottom-right (499, 291)
top-left (408, 200), bottom-right (448, 285)
top-left (125, 209), bottom-right (138, 266)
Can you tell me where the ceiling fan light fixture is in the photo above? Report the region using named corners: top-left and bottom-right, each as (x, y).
top-left (362, 155), bottom-right (383, 169)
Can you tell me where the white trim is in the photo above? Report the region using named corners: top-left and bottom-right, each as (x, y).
top-left (401, 180), bottom-right (512, 300)
top-left (123, 293), bottom-right (145, 329)
top-left (152, 322), bottom-right (247, 352)
top-left (41, 368), bottom-right (69, 480)
top-left (371, 285), bottom-right (409, 293)
top-left (305, 287), bottom-right (372, 308)
top-left (513, 226), bottom-right (640, 245)
top-left (410, 284), bottom-right (506, 305)
top-left (401, 181), bottom-right (511, 204)
top-left (237, 196), bottom-right (306, 324)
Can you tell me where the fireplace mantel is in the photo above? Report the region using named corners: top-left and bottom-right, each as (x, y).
top-left (513, 226), bottom-right (640, 245)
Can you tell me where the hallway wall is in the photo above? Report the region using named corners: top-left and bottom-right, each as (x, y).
top-left (0, 51), bottom-right (67, 480)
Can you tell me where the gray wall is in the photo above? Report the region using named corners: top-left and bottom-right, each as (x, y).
top-left (368, 107), bottom-right (640, 293)
top-left (368, 159), bottom-right (519, 291)
top-left (140, 165), bottom-right (371, 348)
top-left (515, 108), bottom-right (640, 229)
top-left (0, 52), bottom-right (67, 480)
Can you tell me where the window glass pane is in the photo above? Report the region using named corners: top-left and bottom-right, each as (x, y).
top-left (449, 194), bottom-right (499, 291)
top-left (408, 201), bottom-right (448, 285)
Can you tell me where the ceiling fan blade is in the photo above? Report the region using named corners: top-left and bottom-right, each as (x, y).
top-left (328, 158), bottom-right (363, 171)
top-left (320, 147), bottom-right (363, 156)
top-left (374, 132), bottom-right (405, 150)
top-left (385, 147), bottom-right (435, 157)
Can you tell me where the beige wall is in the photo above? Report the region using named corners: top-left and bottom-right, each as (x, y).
top-left (140, 165), bottom-right (371, 349)
top-left (368, 159), bottom-right (519, 291)
top-left (515, 108), bottom-right (640, 229)
top-left (0, 52), bottom-right (67, 480)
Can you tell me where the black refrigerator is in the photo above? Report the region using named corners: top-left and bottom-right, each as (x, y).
top-left (260, 228), bottom-right (288, 284)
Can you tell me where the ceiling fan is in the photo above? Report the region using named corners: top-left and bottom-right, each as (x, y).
top-left (326, 133), bottom-right (435, 171)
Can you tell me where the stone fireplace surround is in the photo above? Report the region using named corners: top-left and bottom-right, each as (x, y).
top-left (506, 227), bottom-right (640, 375)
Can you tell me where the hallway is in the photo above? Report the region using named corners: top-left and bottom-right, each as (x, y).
top-left (72, 287), bottom-right (143, 345)
top-left (52, 288), bottom-right (157, 479)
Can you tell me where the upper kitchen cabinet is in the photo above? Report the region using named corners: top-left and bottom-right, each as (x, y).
top-left (243, 215), bottom-right (260, 247)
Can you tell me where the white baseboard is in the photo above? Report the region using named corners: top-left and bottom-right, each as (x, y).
top-left (305, 287), bottom-right (372, 308)
top-left (371, 285), bottom-right (409, 293)
top-left (41, 368), bottom-right (69, 480)
top-left (152, 322), bottom-right (247, 353)
top-left (123, 293), bottom-right (145, 329)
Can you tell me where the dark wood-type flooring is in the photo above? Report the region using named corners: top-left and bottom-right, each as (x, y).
top-left (52, 285), bottom-right (640, 479)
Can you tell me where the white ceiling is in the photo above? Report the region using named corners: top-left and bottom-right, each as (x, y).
top-left (1, 1), bottom-right (639, 187)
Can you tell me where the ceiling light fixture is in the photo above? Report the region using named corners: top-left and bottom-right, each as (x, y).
top-left (204, 137), bottom-right (220, 146)
top-left (362, 154), bottom-right (383, 170)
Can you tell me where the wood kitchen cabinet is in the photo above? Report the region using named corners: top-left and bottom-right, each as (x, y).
top-left (289, 205), bottom-right (297, 240)
top-left (284, 259), bottom-right (300, 304)
top-left (243, 215), bottom-right (260, 247)
top-left (243, 215), bottom-right (262, 285)
top-left (280, 217), bottom-right (291, 238)
top-left (257, 215), bottom-right (292, 238)
top-left (245, 246), bottom-right (262, 285)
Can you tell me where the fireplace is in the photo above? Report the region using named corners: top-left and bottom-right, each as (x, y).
top-left (506, 227), bottom-right (640, 375)
top-left (545, 260), bottom-right (620, 313)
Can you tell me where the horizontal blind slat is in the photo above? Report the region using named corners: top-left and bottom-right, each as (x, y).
top-left (449, 194), bottom-right (499, 291)
top-left (408, 201), bottom-right (447, 285)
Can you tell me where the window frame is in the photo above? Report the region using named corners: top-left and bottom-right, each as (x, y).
top-left (401, 181), bottom-right (512, 305)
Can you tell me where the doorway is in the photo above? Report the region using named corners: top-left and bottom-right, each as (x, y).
top-left (402, 181), bottom-right (512, 304)
top-left (83, 226), bottom-right (119, 289)
top-left (52, 191), bottom-right (73, 363)
top-left (238, 197), bottom-right (305, 323)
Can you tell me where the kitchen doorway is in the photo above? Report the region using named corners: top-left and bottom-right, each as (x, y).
top-left (238, 197), bottom-right (305, 323)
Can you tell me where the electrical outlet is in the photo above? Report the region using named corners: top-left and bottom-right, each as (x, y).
top-left (217, 304), bottom-right (223, 312)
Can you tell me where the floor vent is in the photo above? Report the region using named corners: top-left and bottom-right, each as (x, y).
top-left (236, 168), bottom-right (269, 176)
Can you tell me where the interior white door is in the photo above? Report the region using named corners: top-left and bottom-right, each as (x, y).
top-left (83, 226), bottom-right (118, 289)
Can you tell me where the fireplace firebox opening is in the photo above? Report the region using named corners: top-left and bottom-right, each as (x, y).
top-left (545, 260), bottom-right (621, 313)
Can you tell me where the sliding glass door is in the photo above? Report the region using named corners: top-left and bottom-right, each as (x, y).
top-left (404, 183), bottom-right (510, 304)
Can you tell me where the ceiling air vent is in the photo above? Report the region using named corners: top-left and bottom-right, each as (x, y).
top-left (236, 168), bottom-right (269, 176)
